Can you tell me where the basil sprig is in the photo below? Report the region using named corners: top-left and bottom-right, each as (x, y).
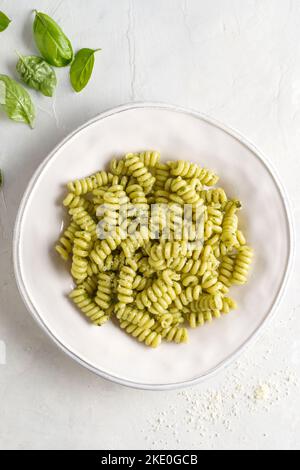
top-left (0, 75), bottom-right (35, 128)
top-left (0, 11), bottom-right (11, 32)
top-left (70, 48), bottom-right (100, 92)
top-left (16, 54), bottom-right (57, 97)
top-left (33, 11), bottom-right (73, 67)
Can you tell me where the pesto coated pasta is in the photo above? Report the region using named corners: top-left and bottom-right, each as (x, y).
top-left (55, 151), bottom-right (253, 348)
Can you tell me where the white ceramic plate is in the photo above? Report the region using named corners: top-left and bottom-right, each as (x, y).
top-left (13, 103), bottom-right (294, 390)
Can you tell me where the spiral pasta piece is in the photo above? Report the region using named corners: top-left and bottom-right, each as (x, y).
top-left (72, 231), bottom-right (91, 257)
top-left (174, 285), bottom-right (202, 310)
top-left (206, 207), bottom-right (223, 232)
top-left (90, 227), bottom-right (125, 268)
top-left (219, 255), bottom-right (235, 288)
top-left (171, 160), bottom-right (202, 178)
top-left (232, 246), bottom-right (253, 285)
top-left (131, 274), bottom-right (147, 291)
top-left (136, 270), bottom-right (181, 315)
top-left (170, 160), bottom-right (219, 186)
top-left (63, 193), bottom-right (95, 214)
top-left (221, 200), bottom-right (241, 246)
top-left (92, 188), bottom-right (106, 206)
top-left (120, 319), bottom-right (162, 348)
top-left (101, 185), bottom-right (130, 232)
top-left (188, 310), bottom-right (220, 328)
top-left (71, 255), bottom-right (88, 282)
top-left (138, 151), bottom-right (160, 168)
top-left (200, 188), bottom-right (227, 207)
top-left (221, 296), bottom-right (238, 313)
top-left (160, 241), bottom-right (189, 259)
top-left (70, 232), bottom-right (91, 282)
top-left (69, 207), bottom-right (97, 238)
top-left (190, 293), bottom-right (223, 312)
top-left (95, 273), bottom-right (114, 310)
top-left (69, 288), bottom-right (109, 325)
top-left (117, 262), bottom-right (137, 304)
top-left (125, 153), bottom-right (155, 194)
top-left (68, 171), bottom-right (111, 195)
top-left (110, 159), bottom-right (127, 176)
top-left (154, 163), bottom-right (171, 190)
top-left (116, 305), bottom-right (152, 327)
top-left (55, 221), bottom-right (79, 260)
top-left (236, 230), bottom-right (246, 247)
top-left (168, 177), bottom-right (201, 205)
top-left (156, 325), bottom-right (189, 343)
top-left (199, 168), bottom-right (219, 186)
top-left (126, 183), bottom-right (148, 211)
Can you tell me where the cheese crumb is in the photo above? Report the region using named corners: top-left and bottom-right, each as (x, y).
top-left (254, 384), bottom-right (270, 401)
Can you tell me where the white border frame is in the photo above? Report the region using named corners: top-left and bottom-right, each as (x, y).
top-left (13, 102), bottom-right (295, 391)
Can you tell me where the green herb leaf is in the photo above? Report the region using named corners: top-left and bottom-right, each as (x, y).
top-left (70, 48), bottom-right (100, 93)
top-left (0, 170), bottom-right (3, 188)
top-left (0, 11), bottom-right (11, 32)
top-left (0, 75), bottom-right (35, 128)
top-left (33, 11), bottom-right (73, 67)
top-left (16, 54), bottom-right (57, 97)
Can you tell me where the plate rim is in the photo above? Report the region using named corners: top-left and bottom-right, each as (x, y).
top-left (13, 101), bottom-right (295, 391)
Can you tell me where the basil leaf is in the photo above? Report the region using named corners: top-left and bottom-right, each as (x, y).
top-left (70, 48), bottom-right (100, 93)
top-left (16, 54), bottom-right (57, 97)
top-left (33, 11), bottom-right (73, 67)
top-left (0, 11), bottom-right (11, 32)
top-left (0, 75), bottom-right (35, 128)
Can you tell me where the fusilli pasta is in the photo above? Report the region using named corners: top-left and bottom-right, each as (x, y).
top-left (55, 151), bottom-right (253, 347)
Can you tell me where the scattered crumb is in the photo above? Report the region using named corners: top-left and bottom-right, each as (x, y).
top-left (253, 383), bottom-right (270, 401)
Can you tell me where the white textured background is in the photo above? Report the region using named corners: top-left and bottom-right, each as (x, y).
top-left (0, 0), bottom-right (299, 450)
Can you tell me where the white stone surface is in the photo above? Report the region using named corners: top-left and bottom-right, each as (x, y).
top-left (0, 0), bottom-right (299, 450)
